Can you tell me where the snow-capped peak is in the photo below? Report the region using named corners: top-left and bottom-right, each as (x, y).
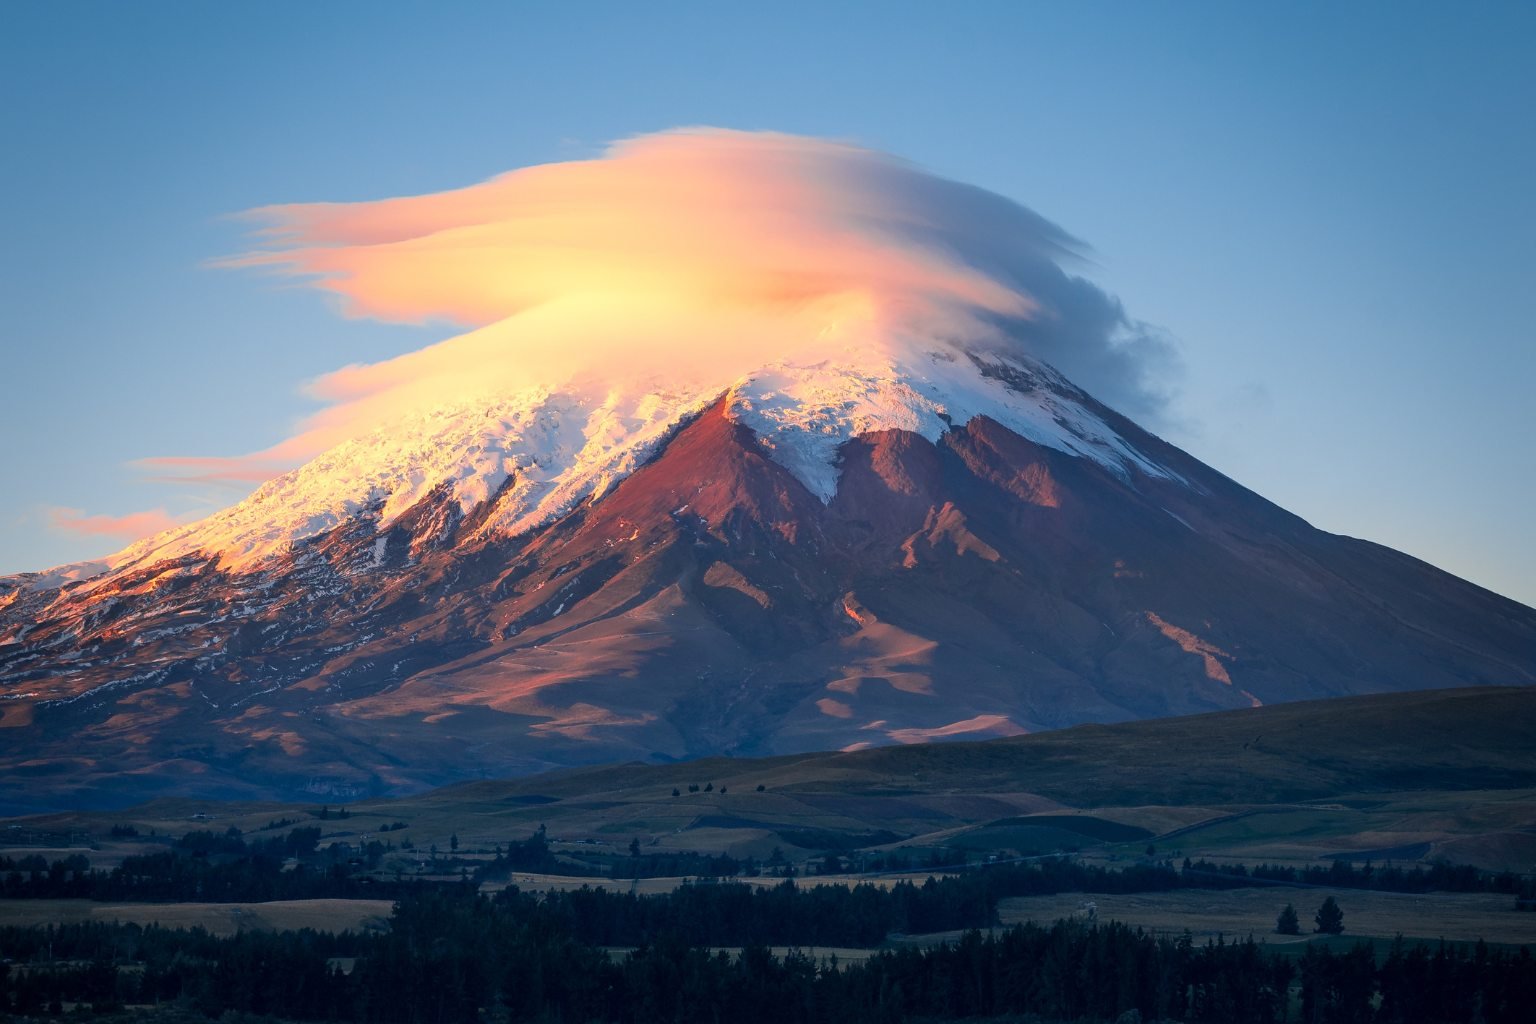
top-left (98, 380), bottom-right (725, 575)
top-left (22, 345), bottom-right (1175, 590)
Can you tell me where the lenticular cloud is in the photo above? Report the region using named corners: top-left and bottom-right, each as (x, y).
top-left (178, 128), bottom-right (1173, 477)
top-left (233, 129), bottom-right (1048, 326)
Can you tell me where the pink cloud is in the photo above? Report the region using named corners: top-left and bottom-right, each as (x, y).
top-left (48, 506), bottom-right (188, 541)
top-left (220, 130), bottom-right (1038, 330)
top-left (129, 129), bottom-right (1170, 518)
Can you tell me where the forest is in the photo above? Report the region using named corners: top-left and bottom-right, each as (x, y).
top-left (3, 882), bottom-right (1534, 1023)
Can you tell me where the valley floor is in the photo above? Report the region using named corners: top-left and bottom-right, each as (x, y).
top-left (4, 882), bottom-right (1530, 950)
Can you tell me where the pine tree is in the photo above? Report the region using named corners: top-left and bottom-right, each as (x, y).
top-left (1276, 903), bottom-right (1300, 935)
top-left (1314, 896), bottom-right (1344, 935)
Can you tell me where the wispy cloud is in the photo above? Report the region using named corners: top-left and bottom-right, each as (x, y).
top-left (47, 506), bottom-right (190, 541)
top-left (133, 455), bottom-right (300, 486)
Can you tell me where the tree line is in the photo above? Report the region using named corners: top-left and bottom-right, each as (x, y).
top-left (0, 829), bottom-right (425, 904)
top-left (5, 829), bottom-right (1532, 907)
top-left (1178, 857), bottom-right (1531, 897)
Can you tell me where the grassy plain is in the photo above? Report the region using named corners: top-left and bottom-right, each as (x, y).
top-left (5, 687), bottom-right (1533, 882)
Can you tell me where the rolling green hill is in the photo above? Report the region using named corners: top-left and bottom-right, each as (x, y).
top-left (9, 687), bottom-right (1535, 873)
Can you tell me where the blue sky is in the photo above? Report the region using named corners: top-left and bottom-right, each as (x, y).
top-left (3, 1), bottom-right (1533, 606)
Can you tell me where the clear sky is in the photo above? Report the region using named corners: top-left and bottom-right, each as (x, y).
top-left (3, 1), bottom-right (1533, 607)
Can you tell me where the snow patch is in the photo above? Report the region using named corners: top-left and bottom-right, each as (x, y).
top-left (7, 560), bottom-right (114, 592)
top-left (1162, 508), bottom-right (1195, 531)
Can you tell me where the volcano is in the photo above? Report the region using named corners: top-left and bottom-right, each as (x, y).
top-left (3, 342), bottom-right (1533, 812)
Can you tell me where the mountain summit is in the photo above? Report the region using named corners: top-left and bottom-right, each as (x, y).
top-left (4, 342), bottom-right (1532, 811)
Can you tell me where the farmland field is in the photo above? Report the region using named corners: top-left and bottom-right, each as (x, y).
top-left (1000, 886), bottom-right (1536, 947)
top-left (0, 898), bottom-right (394, 936)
